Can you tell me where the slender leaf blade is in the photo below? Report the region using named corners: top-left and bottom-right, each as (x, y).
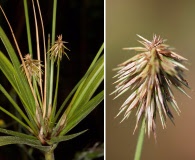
top-left (55, 44), bottom-right (104, 122)
top-left (0, 27), bottom-right (35, 113)
top-left (48, 130), bottom-right (87, 144)
top-left (60, 90), bottom-right (103, 135)
top-left (0, 84), bottom-right (37, 132)
top-left (67, 55), bottom-right (104, 119)
top-left (0, 51), bottom-right (37, 127)
top-left (0, 136), bottom-right (51, 152)
top-left (0, 128), bottom-right (37, 140)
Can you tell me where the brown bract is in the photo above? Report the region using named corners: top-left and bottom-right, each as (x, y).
top-left (111, 34), bottom-right (190, 139)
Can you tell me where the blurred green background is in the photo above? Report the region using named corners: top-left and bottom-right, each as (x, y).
top-left (106, 0), bottom-right (195, 160)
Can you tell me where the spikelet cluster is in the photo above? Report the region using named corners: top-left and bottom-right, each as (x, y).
top-left (21, 54), bottom-right (43, 83)
top-left (111, 34), bottom-right (190, 138)
top-left (48, 34), bottom-right (70, 63)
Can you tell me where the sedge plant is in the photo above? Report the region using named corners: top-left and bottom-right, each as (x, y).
top-left (0, 0), bottom-right (104, 160)
top-left (111, 34), bottom-right (189, 160)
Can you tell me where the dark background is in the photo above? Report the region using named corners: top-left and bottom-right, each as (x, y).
top-left (0, 0), bottom-right (104, 160)
top-left (106, 0), bottom-right (195, 160)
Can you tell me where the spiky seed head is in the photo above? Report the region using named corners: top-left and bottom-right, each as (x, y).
top-left (111, 34), bottom-right (190, 139)
top-left (48, 34), bottom-right (70, 63)
top-left (21, 54), bottom-right (43, 83)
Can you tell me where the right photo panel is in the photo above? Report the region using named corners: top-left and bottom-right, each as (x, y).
top-left (106, 0), bottom-right (195, 160)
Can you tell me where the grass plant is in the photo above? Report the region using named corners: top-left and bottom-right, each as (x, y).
top-left (0, 1), bottom-right (104, 159)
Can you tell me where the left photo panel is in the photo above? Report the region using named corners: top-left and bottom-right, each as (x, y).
top-left (0, 1), bottom-right (104, 160)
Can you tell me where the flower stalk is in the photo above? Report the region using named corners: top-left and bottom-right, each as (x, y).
top-left (134, 117), bottom-right (145, 160)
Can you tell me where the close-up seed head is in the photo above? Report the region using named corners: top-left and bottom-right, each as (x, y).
top-left (111, 34), bottom-right (190, 138)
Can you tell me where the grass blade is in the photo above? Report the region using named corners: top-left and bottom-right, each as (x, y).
top-left (60, 90), bottom-right (103, 136)
top-left (0, 28), bottom-right (35, 113)
top-left (0, 136), bottom-right (51, 152)
top-left (0, 106), bottom-right (31, 132)
top-left (66, 55), bottom-right (104, 119)
top-left (0, 84), bottom-right (37, 133)
top-left (0, 128), bottom-right (36, 140)
top-left (0, 51), bottom-right (36, 119)
top-left (23, 0), bottom-right (33, 56)
top-left (48, 130), bottom-right (87, 144)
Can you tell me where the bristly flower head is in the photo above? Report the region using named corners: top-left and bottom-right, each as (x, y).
top-left (48, 34), bottom-right (70, 63)
top-left (111, 34), bottom-right (190, 139)
top-left (21, 54), bottom-right (43, 83)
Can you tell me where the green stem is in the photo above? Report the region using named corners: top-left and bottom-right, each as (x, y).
top-left (51, 0), bottom-right (57, 44)
top-left (50, 60), bottom-right (60, 125)
top-left (23, 0), bottom-right (33, 56)
top-left (48, 0), bottom-right (57, 116)
top-left (49, 0), bottom-right (57, 96)
top-left (48, 60), bottom-right (54, 110)
top-left (33, 77), bottom-right (42, 108)
top-left (44, 144), bottom-right (57, 160)
top-left (45, 150), bottom-right (55, 160)
top-left (134, 118), bottom-right (145, 160)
